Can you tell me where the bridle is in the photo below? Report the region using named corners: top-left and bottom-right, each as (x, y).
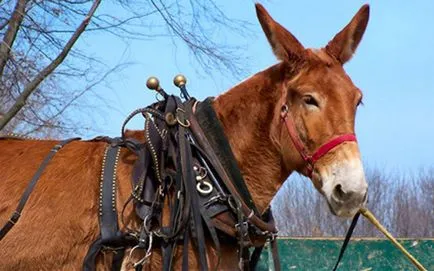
top-left (280, 104), bottom-right (357, 178)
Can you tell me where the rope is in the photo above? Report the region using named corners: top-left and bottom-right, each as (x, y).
top-left (360, 208), bottom-right (427, 271)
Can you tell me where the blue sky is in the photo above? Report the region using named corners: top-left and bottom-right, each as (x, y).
top-left (80, 1), bottom-right (433, 172)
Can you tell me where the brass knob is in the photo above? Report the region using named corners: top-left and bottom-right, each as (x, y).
top-left (173, 74), bottom-right (187, 87)
top-left (146, 76), bottom-right (160, 91)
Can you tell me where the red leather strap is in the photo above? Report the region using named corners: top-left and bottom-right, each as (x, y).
top-left (311, 134), bottom-right (357, 163)
top-left (280, 106), bottom-right (357, 178)
top-left (281, 112), bottom-right (311, 162)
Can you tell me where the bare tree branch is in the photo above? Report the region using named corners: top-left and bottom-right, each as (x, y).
top-left (1, 0), bottom-right (254, 136)
top-left (0, 0), bottom-right (101, 130)
top-left (0, 0), bottom-right (28, 80)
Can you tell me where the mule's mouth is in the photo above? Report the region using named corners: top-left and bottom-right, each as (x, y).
top-left (315, 156), bottom-right (369, 218)
top-left (326, 190), bottom-right (368, 217)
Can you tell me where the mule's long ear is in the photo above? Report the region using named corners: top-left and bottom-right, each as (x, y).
top-left (255, 3), bottom-right (305, 62)
top-left (326, 4), bottom-right (370, 64)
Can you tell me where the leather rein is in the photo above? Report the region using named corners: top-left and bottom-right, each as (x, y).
top-left (280, 104), bottom-right (357, 177)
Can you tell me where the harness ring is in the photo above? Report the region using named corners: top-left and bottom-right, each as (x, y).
top-left (175, 108), bottom-right (191, 127)
top-left (176, 116), bottom-right (190, 128)
top-left (196, 181), bottom-right (213, 196)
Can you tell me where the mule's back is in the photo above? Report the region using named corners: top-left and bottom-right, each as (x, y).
top-left (0, 139), bottom-right (104, 269)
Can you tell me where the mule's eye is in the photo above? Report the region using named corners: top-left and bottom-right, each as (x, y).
top-left (303, 95), bottom-right (319, 107)
top-left (357, 99), bottom-right (364, 106)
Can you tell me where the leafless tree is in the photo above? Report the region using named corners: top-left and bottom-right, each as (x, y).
top-left (273, 167), bottom-right (434, 238)
top-left (0, 0), bottom-right (252, 136)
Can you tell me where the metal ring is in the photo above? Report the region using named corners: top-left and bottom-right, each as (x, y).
top-left (130, 233), bottom-right (153, 268)
top-left (175, 108), bottom-right (190, 127)
top-left (196, 181), bottom-right (213, 196)
top-left (176, 115), bottom-right (190, 128)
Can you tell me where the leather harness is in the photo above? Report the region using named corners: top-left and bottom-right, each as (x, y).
top-left (1, 94), bottom-right (360, 270)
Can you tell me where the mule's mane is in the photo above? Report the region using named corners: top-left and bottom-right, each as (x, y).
top-left (213, 63), bottom-right (291, 212)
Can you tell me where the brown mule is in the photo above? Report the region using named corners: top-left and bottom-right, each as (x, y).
top-left (0, 3), bottom-right (370, 270)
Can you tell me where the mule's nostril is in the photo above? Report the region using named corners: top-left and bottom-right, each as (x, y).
top-left (334, 184), bottom-right (345, 198)
top-left (333, 184), bottom-right (354, 201)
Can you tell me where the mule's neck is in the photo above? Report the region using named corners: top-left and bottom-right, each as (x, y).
top-left (212, 63), bottom-right (292, 213)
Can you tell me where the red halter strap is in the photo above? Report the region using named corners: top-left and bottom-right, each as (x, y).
top-left (280, 105), bottom-right (357, 178)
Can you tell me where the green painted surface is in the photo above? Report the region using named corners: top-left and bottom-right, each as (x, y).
top-left (256, 238), bottom-right (433, 271)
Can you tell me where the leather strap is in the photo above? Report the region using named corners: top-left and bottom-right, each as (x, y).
top-left (332, 212), bottom-right (361, 271)
top-left (270, 238), bottom-right (281, 271)
top-left (311, 134), bottom-right (357, 163)
top-left (0, 137), bottom-right (79, 241)
top-left (249, 208), bottom-right (280, 270)
top-left (100, 144), bottom-right (122, 242)
top-left (189, 110), bottom-right (277, 234)
top-left (280, 107), bottom-right (357, 177)
top-left (176, 97), bottom-right (209, 271)
top-left (83, 142), bottom-right (128, 271)
top-left (194, 98), bottom-right (258, 213)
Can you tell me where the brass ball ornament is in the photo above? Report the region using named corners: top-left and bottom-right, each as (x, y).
top-left (146, 76), bottom-right (160, 90)
top-left (173, 74), bottom-right (187, 87)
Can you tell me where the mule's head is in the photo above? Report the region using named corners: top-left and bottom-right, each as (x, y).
top-left (256, 4), bottom-right (369, 217)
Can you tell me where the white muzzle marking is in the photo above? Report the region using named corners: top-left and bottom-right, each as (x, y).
top-left (321, 158), bottom-right (368, 217)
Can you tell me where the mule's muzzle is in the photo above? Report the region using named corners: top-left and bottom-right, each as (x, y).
top-left (329, 183), bottom-right (368, 217)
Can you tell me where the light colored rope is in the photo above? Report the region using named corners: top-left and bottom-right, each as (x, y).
top-left (360, 207), bottom-right (427, 271)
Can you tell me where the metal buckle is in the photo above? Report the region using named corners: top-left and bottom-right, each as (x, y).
top-left (203, 194), bottom-right (225, 208)
top-left (268, 232), bottom-right (277, 242)
top-left (51, 144), bottom-right (62, 152)
top-left (228, 196), bottom-right (241, 212)
top-left (235, 221), bottom-right (249, 237)
top-left (9, 211), bottom-right (21, 224)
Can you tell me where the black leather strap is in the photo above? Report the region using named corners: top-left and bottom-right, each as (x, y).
top-left (332, 212), bottom-right (361, 271)
top-left (270, 238), bottom-right (281, 271)
top-left (195, 98), bottom-right (258, 214)
top-left (177, 97), bottom-right (208, 271)
top-left (249, 245), bottom-right (264, 270)
top-left (83, 142), bottom-right (126, 271)
top-left (182, 229), bottom-right (190, 271)
top-left (0, 137), bottom-right (79, 241)
top-left (100, 144), bottom-right (122, 242)
top-left (249, 208), bottom-right (280, 271)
